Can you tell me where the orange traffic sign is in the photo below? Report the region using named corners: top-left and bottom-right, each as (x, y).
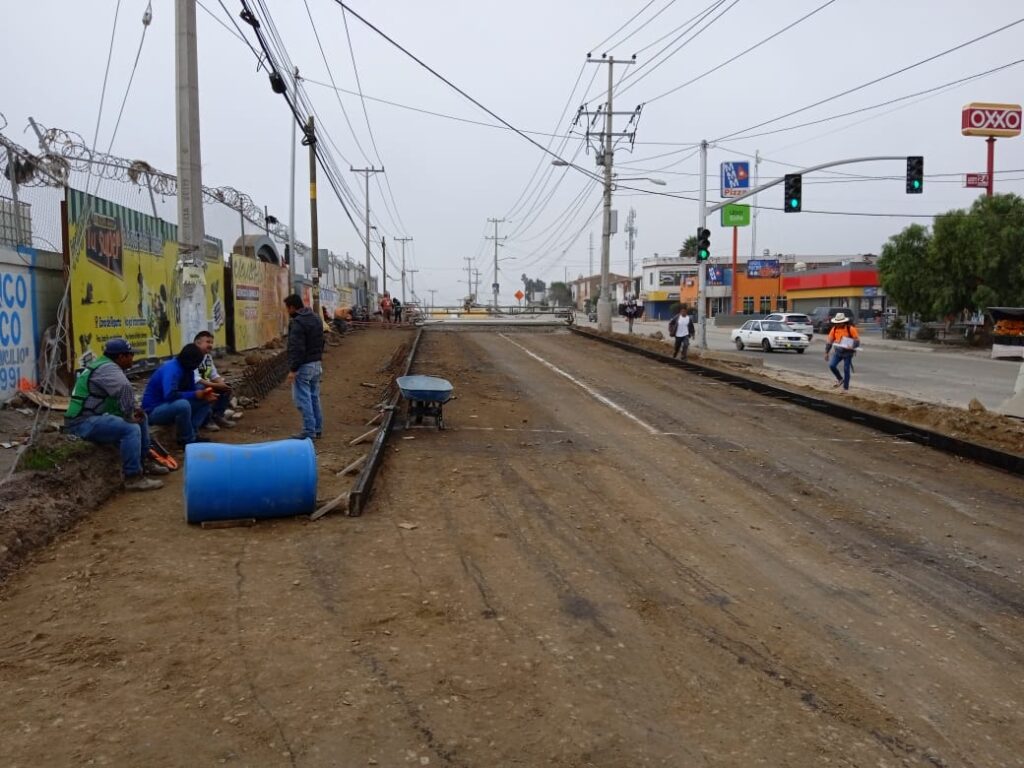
top-left (514, 290), bottom-right (524, 300)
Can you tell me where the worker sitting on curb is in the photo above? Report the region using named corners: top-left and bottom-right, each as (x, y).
top-left (192, 330), bottom-right (235, 432)
top-left (142, 343), bottom-right (218, 447)
top-left (63, 338), bottom-right (167, 492)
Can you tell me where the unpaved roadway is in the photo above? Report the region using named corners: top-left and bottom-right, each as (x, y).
top-left (1, 328), bottom-right (1022, 767)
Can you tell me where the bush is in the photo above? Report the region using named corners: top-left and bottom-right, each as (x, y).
top-left (915, 325), bottom-right (937, 341)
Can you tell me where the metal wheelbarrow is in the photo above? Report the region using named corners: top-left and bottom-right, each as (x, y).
top-left (396, 375), bottom-right (454, 430)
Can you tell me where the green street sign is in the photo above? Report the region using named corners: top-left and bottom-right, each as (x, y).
top-left (720, 203), bottom-right (751, 227)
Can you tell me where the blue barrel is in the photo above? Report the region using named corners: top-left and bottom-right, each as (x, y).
top-left (184, 439), bottom-right (318, 523)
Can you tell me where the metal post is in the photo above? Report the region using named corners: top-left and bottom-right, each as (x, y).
top-left (5, 147), bottom-right (24, 246)
top-left (238, 203), bottom-right (245, 256)
top-left (986, 137), bottom-right (996, 197)
top-left (750, 149), bottom-right (760, 262)
top-left (381, 236), bottom-right (386, 295)
top-left (626, 207), bottom-right (636, 334)
top-left (407, 269), bottom-right (418, 298)
top-left (731, 225), bottom-right (738, 315)
top-left (697, 139), bottom-right (708, 348)
top-left (597, 57), bottom-right (615, 334)
top-left (288, 68), bottom-right (297, 291)
top-left (350, 166), bottom-right (384, 311)
top-left (307, 115), bottom-right (320, 318)
top-left (394, 236), bottom-right (412, 304)
top-left (174, 0), bottom-right (206, 264)
top-left (486, 217), bottom-right (505, 309)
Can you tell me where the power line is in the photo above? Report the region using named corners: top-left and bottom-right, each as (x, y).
top-left (724, 56), bottom-right (1024, 142)
top-left (92, 0), bottom-right (123, 153)
top-left (714, 15), bottom-right (1024, 142)
top-left (592, 0), bottom-right (676, 54)
top-left (104, 2), bottom-right (153, 157)
top-left (643, 0), bottom-right (841, 104)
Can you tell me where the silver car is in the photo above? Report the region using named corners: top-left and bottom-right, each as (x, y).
top-left (764, 312), bottom-right (813, 340)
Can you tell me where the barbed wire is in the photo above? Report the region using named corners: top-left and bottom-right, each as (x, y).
top-left (7, 123), bottom-right (307, 255)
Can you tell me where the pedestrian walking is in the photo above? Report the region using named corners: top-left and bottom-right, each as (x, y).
top-left (825, 312), bottom-right (860, 392)
top-left (379, 292), bottom-right (393, 325)
top-left (284, 293), bottom-right (325, 440)
top-left (668, 305), bottom-right (694, 360)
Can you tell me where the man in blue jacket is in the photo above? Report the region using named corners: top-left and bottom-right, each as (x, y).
top-left (142, 343), bottom-right (217, 446)
top-left (284, 294), bottom-right (325, 440)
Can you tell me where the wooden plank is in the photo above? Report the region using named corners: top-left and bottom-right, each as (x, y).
top-left (336, 454), bottom-right (367, 476)
top-left (200, 518), bottom-right (256, 529)
top-left (310, 492), bottom-right (349, 522)
top-left (349, 427), bottom-right (379, 446)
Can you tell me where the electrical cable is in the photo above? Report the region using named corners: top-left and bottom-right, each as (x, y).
top-left (590, 0), bottom-right (660, 54)
top-left (714, 16), bottom-right (1024, 142)
top-left (643, 0), bottom-right (840, 104)
top-left (615, 0), bottom-right (741, 97)
top-left (91, 0), bottom-right (122, 152)
top-left (723, 56), bottom-right (1024, 142)
top-left (104, 2), bottom-right (153, 157)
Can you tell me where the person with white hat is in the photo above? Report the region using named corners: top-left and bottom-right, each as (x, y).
top-left (824, 312), bottom-right (860, 391)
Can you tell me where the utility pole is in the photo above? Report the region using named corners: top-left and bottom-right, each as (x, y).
top-left (288, 66), bottom-right (299, 292)
top-left (588, 231), bottom-right (594, 278)
top-left (381, 235), bottom-right (387, 295)
top-left (464, 256), bottom-right (474, 304)
top-left (306, 116), bottom-right (320, 318)
top-left (406, 268), bottom-right (419, 299)
top-left (485, 217), bottom-right (506, 309)
top-left (585, 53), bottom-right (636, 333)
top-left (350, 165), bottom-right (384, 311)
top-left (428, 288), bottom-right (437, 310)
top-left (394, 236), bottom-right (413, 304)
top-left (473, 269), bottom-right (482, 303)
top-left (626, 207), bottom-right (637, 334)
top-left (175, 0), bottom-right (205, 264)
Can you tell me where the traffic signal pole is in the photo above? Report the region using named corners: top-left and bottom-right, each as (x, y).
top-left (695, 152), bottom-right (915, 349)
top-left (697, 140), bottom-right (709, 349)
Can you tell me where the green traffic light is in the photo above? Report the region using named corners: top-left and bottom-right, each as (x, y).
top-left (789, 198), bottom-right (799, 208)
top-left (913, 180), bottom-right (921, 189)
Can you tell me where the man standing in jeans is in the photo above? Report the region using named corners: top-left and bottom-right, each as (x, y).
top-left (284, 294), bottom-right (325, 440)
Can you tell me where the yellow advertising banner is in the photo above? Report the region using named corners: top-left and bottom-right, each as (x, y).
top-left (66, 189), bottom-right (226, 366)
top-left (230, 253), bottom-right (289, 351)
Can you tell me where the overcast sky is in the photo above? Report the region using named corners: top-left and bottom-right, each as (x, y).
top-left (3, 0), bottom-right (1023, 304)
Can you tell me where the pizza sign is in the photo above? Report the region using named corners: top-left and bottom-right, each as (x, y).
top-left (961, 102), bottom-right (1022, 138)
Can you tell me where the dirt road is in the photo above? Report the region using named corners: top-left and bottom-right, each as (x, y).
top-left (2, 328), bottom-right (1022, 767)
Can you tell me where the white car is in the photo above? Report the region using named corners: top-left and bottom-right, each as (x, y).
top-left (764, 312), bottom-right (814, 339)
top-left (731, 320), bottom-right (810, 353)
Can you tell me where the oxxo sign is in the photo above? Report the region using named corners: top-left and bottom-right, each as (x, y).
top-left (961, 102), bottom-right (1022, 137)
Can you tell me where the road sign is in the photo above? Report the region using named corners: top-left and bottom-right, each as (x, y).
top-left (514, 289), bottom-right (524, 301)
top-left (720, 204), bottom-right (750, 227)
top-left (961, 102), bottom-right (1022, 138)
top-left (720, 161), bottom-right (750, 197)
top-left (965, 173), bottom-right (990, 188)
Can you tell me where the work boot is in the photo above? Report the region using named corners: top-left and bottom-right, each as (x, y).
top-left (213, 416), bottom-right (236, 429)
top-left (203, 421), bottom-right (221, 432)
top-left (125, 475), bottom-right (164, 491)
top-left (144, 460), bottom-right (170, 476)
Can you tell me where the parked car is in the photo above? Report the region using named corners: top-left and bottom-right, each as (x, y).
top-left (731, 320), bottom-right (809, 353)
top-left (763, 312), bottom-right (813, 339)
top-left (809, 306), bottom-right (853, 333)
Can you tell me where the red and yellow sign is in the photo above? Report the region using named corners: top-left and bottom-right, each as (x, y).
top-left (961, 102), bottom-right (1022, 137)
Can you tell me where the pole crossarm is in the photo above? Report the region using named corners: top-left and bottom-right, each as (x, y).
top-left (706, 156), bottom-right (909, 214)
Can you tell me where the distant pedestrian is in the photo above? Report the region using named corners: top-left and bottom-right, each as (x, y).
top-left (284, 293), bottom-right (325, 440)
top-left (392, 297), bottom-right (403, 324)
top-left (825, 312), bottom-right (860, 391)
top-left (668, 305), bottom-right (694, 360)
top-left (379, 292), bottom-right (393, 325)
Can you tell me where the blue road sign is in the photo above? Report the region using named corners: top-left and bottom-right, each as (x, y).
top-left (721, 161), bottom-right (750, 197)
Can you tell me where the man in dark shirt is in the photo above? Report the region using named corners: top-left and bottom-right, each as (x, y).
top-left (142, 343), bottom-right (217, 446)
top-left (284, 294), bottom-right (325, 440)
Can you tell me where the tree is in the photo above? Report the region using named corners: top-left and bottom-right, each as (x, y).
top-left (547, 281), bottom-right (573, 306)
top-left (679, 236), bottom-right (698, 259)
top-left (877, 223), bottom-right (934, 317)
top-left (878, 193), bottom-right (1024, 318)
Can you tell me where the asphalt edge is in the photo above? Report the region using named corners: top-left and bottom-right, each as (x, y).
top-left (570, 327), bottom-right (1024, 478)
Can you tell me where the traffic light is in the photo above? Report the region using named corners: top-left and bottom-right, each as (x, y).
top-left (906, 156), bottom-right (924, 193)
top-left (697, 228), bottom-right (711, 261)
top-left (784, 174), bottom-right (802, 212)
